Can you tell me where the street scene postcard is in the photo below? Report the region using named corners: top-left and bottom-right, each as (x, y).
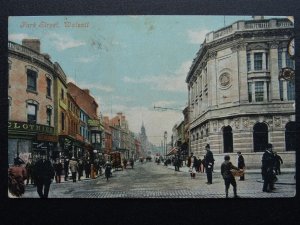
top-left (8, 15), bottom-right (296, 199)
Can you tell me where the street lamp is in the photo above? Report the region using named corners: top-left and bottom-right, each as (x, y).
top-left (164, 131), bottom-right (167, 159)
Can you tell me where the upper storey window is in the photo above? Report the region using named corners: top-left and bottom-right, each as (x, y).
top-left (247, 50), bottom-right (268, 72)
top-left (254, 53), bottom-right (263, 70)
top-left (27, 69), bottom-right (37, 92)
top-left (27, 103), bottom-right (37, 123)
top-left (46, 77), bottom-right (52, 97)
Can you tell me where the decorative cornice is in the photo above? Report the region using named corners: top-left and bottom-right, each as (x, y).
top-left (186, 26), bottom-right (294, 83)
top-left (269, 41), bottom-right (280, 49)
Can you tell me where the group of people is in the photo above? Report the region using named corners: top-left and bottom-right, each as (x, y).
top-left (261, 143), bottom-right (283, 192)
top-left (186, 143), bottom-right (283, 198)
top-left (8, 154), bottom-right (110, 198)
top-left (8, 154), bottom-right (55, 198)
top-left (187, 144), bottom-right (215, 184)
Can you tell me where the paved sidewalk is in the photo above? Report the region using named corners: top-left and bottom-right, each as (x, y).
top-left (166, 165), bottom-right (296, 185)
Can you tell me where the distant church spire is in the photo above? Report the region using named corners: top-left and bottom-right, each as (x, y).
top-left (141, 121), bottom-right (146, 136)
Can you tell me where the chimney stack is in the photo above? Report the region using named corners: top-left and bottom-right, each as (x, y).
top-left (83, 89), bottom-right (90, 95)
top-left (22, 39), bottom-right (40, 53)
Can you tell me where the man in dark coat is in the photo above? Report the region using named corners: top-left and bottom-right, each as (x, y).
top-left (34, 156), bottom-right (55, 198)
top-left (274, 152), bottom-right (283, 175)
top-left (261, 143), bottom-right (276, 192)
top-left (237, 151), bottom-right (245, 181)
top-left (205, 144), bottom-right (215, 184)
top-left (54, 159), bottom-right (63, 183)
top-left (77, 159), bottom-right (84, 181)
top-left (221, 155), bottom-right (240, 198)
top-left (63, 158), bottom-right (69, 181)
top-left (84, 160), bottom-right (91, 178)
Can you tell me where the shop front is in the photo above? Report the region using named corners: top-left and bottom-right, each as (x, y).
top-left (8, 121), bottom-right (56, 165)
top-left (59, 135), bottom-right (85, 160)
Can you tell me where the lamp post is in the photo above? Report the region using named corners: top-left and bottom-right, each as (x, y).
top-left (164, 131), bottom-right (167, 159)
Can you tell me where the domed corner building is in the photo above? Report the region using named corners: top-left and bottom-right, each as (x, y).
top-left (186, 16), bottom-right (297, 169)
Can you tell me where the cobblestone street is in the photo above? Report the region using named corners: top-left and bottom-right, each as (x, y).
top-left (21, 161), bottom-right (296, 199)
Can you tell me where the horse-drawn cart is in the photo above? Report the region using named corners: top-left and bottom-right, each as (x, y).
top-left (110, 151), bottom-right (123, 171)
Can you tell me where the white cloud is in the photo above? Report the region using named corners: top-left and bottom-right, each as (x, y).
top-left (152, 100), bottom-right (176, 107)
top-left (66, 78), bottom-right (114, 93)
top-left (187, 29), bottom-right (209, 44)
top-left (122, 61), bottom-right (190, 93)
top-left (8, 33), bottom-right (37, 42)
top-left (81, 83), bottom-right (114, 93)
top-left (48, 33), bottom-right (86, 51)
top-left (66, 76), bottom-right (76, 84)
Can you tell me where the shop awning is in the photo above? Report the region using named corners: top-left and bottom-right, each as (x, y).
top-left (166, 147), bottom-right (178, 156)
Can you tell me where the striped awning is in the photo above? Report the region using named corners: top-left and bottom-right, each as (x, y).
top-left (166, 147), bottom-right (178, 156)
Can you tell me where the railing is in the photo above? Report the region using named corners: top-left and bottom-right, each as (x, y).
top-left (8, 41), bottom-right (54, 69)
top-left (277, 21), bottom-right (293, 28)
top-left (245, 21), bottom-right (269, 29)
top-left (209, 18), bottom-right (293, 42)
top-left (213, 25), bottom-right (233, 39)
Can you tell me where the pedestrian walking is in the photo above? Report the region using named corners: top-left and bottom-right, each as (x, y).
top-left (129, 158), bottom-right (134, 169)
top-left (123, 158), bottom-right (128, 169)
top-left (8, 158), bottom-right (27, 198)
top-left (63, 158), bottom-right (70, 181)
top-left (84, 160), bottom-right (91, 178)
top-left (187, 152), bottom-right (197, 178)
top-left (237, 151), bottom-right (245, 181)
top-left (274, 152), bottom-right (283, 175)
top-left (261, 143), bottom-right (276, 192)
top-left (34, 155), bottom-right (55, 198)
top-left (54, 159), bottom-right (63, 183)
top-left (221, 155), bottom-right (240, 198)
top-left (69, 157), bottom-right (78, 182)
top-left (77, 159), bottom-right (84, 181)
top-left (104, 161), bottom-right (112, 181)
top-left (25, 159), bottom-right (34, 185)
top-left (174, 155), bottom-right (180, 171)
top-left (204, 144), bottom-right (215, 184)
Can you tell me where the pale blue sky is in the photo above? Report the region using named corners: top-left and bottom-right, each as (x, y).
top-left (8, 15), bottom-right (283, 144)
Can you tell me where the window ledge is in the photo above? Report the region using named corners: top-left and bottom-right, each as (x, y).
top-left (26, 89), bottom-right (38, 95)
top-left (46, 95), bottom-right (52, 100)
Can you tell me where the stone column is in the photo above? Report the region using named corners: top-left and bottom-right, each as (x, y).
top-left (250, 53), bottom-right (254, 71)
top-left (207, 51), bottom-right (217, 107)
top-left (263, 81), bottom-right (268, 101)
top-left (252, 81), bottom-right (255, 102)
top-left (262, 52), bottom-right (266, 70)
top-left (269, 41), bottom-right (280, 100)
top-left (237, 44), bottom-right (248, 103)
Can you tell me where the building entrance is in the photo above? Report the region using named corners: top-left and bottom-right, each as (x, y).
top-left (223, 126), bottom-right (233, 153)
top-left (253, 123), bottom-right (268, 152)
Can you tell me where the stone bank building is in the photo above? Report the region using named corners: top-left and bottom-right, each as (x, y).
top-left (186, 17), bottom-right (296, 167)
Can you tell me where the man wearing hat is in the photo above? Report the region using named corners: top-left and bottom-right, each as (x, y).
top-left (204, 144), bottom-right (215, 184)
top-left (261, 143), bottom-right (276, 192)
top-left (34, 155), bottom-right (55, 198)
top-left (237, 151), bottom-right (245, 181)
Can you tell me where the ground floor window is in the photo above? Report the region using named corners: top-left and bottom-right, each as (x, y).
top-left (253, 122), bottom-right (268, 152)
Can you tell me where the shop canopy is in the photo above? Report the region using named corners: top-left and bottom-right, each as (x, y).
top-left (166, 147), bottom-right (178, 156)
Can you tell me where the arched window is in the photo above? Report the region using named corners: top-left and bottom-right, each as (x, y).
top-left (253, 123), bottom-right (268, 152)
top-left (223, 126), bottom-right (233, 153)
top-left (285, 122), bottom-right (298, 151)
